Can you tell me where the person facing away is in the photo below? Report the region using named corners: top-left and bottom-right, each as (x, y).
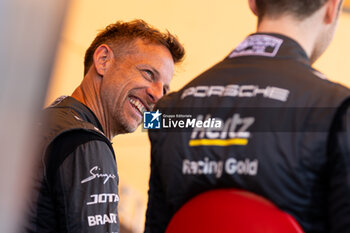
top-left (24, 19), bottom-right (185, 233)
top-left (145, 0), bottom-right (350, 232)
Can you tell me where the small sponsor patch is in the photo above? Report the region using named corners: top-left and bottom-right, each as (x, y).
top-left (81, 166), bottom-right (116, 184)
top-left (229, 35), bottom-right (283, 58)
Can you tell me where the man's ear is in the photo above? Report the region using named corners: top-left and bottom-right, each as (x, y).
top-left (93, 44), bottom-right (114, 76)
top-left (324, 0), bottom-right (343, 24)
top-left (248, 0), bottom-right (258, 16)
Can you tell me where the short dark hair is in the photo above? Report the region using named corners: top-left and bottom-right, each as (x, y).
top-left (83, 19), bottom-right (185, 76)
top-left (255, 0), bottom-right (328, 21)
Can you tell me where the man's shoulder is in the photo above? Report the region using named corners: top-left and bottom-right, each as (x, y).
top-left (44, 129), bottom-right (114, 183)
top-left (40, 100), bottom-right (112, 173)
top-left (47, 129), bottom-right (113, 162)
top-left (155, 91), bottom-right (181, 109)
top-left (302, 67), bottom-right (350, 102)
top-left (156, 51), bottom-right (350, 108)
top-left (41, 101), bottom-right (107, 143)
top-left (43, 108), bottom-right (113, 159)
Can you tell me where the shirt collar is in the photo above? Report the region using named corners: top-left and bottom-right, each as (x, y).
top-left (51, 96), bottom-right (105, 134)
top-left (228, 33), bottom-right (310, 65)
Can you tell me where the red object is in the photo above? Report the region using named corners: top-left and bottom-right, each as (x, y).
top-left (166, 189), bottom-right (304, 233)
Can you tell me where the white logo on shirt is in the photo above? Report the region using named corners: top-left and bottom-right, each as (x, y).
top-left (87, 193), bottom-right (119, 205)
top-left (182, 157), bottom-right (258, 178)
top-left (181, 84), bottom-right (290, 102)
top-left (81, 166), bottom-right (116, 184)
top-left (87, 213), bottom-right (118, 226)
top-left (229, 34), bottom-right (283, 58)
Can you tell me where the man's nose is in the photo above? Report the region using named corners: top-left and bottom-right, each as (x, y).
top-left (147, 82), bottom-right (164, 103)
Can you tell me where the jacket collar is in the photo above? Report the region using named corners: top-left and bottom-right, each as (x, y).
top-left (227, 33), bottom-right (310, 66)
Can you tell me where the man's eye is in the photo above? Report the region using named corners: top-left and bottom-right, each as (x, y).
top-left (143, 70), bottom-right (153, 80)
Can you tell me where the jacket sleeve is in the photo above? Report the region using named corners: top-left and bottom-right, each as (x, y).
top-left (54, 139), bottom-right (120, 233)
top-left (328, 103), bottom-right (350, 233)
top-left (144, 131), bottom-right (173, 233)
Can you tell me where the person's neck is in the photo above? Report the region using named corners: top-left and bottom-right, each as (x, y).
top-left (256, 14), bottom-right (322, 63)
top-left (71, 75), bottom-right (113, 141)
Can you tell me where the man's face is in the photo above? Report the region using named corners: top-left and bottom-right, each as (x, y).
top-left (100, 39), bottom-right (174, 134)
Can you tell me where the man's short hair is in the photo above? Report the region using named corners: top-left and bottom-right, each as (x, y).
top-left (255, 0), bottom-right (328, 21)
top-left (84, 19), bottom-right (185, 76)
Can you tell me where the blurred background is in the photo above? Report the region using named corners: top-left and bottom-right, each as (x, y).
top-left (1, 1), bottom-right (349, 233)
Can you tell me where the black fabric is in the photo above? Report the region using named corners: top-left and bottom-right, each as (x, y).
top-left (327, 98), bottom-right (350, 233)
top-left (145, 33), bottom-right (350, 233)
top-left (45, 130), bottom-right (114, 186)
top-left (25, 96), bottom-right (120, 233)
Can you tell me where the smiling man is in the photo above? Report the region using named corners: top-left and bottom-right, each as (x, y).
top-left (25, 20), bottom-right (184, 233)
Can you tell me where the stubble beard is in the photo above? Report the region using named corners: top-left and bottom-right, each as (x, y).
top-left (115, 103), bottom-right (139, 134)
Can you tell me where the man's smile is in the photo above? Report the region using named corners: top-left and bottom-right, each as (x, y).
top-left (128, 96), bottom-right (148, 117)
